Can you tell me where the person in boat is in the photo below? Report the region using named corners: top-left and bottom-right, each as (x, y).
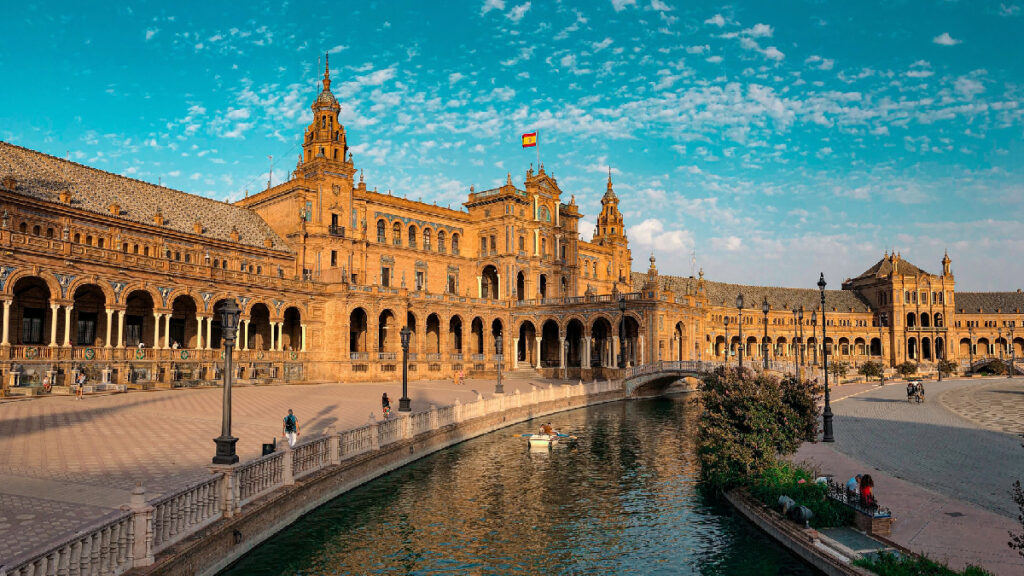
top-left (539, 422), bottom-right (554, 436)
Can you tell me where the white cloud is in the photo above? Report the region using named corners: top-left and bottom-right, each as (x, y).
top-left (481, 0), bottom-right (505, 15)
top-left (686, 44), bottom-right (709, 54)
top-left (226, 107), bottom-right (250, 120)
top-left (706, 55), bottom-right (723, 64)
top-left (327, 45), bottom-right (348, 54)
top-left (704, 14), bottom-right (726, 27)
top-left (592, 37), bottom-right (614, 51)
top-left (712, 236), bottom-right (744, 252)
top-left (507, 2), bottom-right (531, 22)
top-left (954, 75), bottom-right (985, 100)
top-left (1000, 4), bottom-right (1021, 16)
top-left (743, 23), bottom-right (773, 38)
top-left (611, 0), bottom-right (638, 11)
top-left (627, 218), bottom-right (695, 254)
top-left (762, 46), bottom-right (784, 61)
top-left (145, 28), bottom-right (159, 41)
top-left (805, 55), bottom-right (834, 70)
top-left (449, 72), bottom-right (465, 85)
top-left (932, 32), bottom-right (961, 46)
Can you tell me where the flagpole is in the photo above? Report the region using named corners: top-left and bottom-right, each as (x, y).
top-left (536, 129), bottom-right (540, 169)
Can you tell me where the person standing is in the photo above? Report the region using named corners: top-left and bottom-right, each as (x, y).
top-left (859, 474), bottom-right (875, 507)
top-left (76, 372), bottom-right (85, 400)
top-left (381, 393), bottom-right (392, 419)
top-left (282, 409), bottom-right (300, 447)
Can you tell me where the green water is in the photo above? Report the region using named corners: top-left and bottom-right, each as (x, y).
top-left (221, 397), bottom-right (817, 575)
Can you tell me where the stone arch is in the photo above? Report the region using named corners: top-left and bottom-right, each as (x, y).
top-left (378, 308), bottom-right (398, 352)
top-left (870, 337), bottom-right (882, 356)
top-left (70, 283), bottom-right (108, 347)
top-left (350, 307), bottom-right (368, 353)
top-left (408, 224), bottom-right (418, 249)
top-left (838, 337), bottom-right (850, 356)
top-left (920, 313), bottom-right (930, 328)
top-left (491, 318), bottom-right (504, 356)
top-left (282, 306), bottom-right (302, 351)
top-left (480, 264), bottom-right (499, 300)
top-left (423, 227), bottom-right (433, 251)
top-left (449, 314), bottom-right (464, 355)
top-left (123, 289), bottom-right (157, 347)
top-left (906, 312), bottom-right (916, 328)
top-left (10, 275), bottom-right (54, 345)
top-left (540, 319), bottom-right (560, 367)
top-left (621, 315), bottom-right (641, 367)
top-left (714, 335), bottom-right (726, 358)
top-left (248, 302), bottom-right (273, 350)
top-left (516, 271), bottom-right (525, 301)
top-left (425, 313), bottom-right (441, 354)
top-left (566, 318), bottom-right (584, 367)
top-left (590, 316), bottom-right (614, 368)
top-left (959, 338), bottom-right (971, 357)
top-left (3, 270), bottom-right (58, 300)
top-left (935, 336), bottom-right (945, 360)
top-left (66, 277), bottom-right (115, 307)
top-left (776, 335), bottom-right (788, 358)
top-left (976, 337), bottom-right (991, 356)
top-left (518, 320), bottom-right (537, 366)
top-left (470, 316), bottom-right (485, 355)
top-left (169, 293), bottom-right (199, 349)
top-left (376, 219), bottom-right (387, 243)
top-left (907, 337), bottom-right (918, 360)
top-left (854, 337), bottom-right (866, 356)
top-left (405, 310), bottom-right (418, 352)
top-left (922, 336), bottom-right (932, 360)
top-left (934, 313), bottom-right (944, 328)
top-left (674, 321), bottom-right (686, 361)
top-left (538, 274), bottom-right (548, 299)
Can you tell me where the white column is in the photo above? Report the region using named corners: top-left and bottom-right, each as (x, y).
top-left (242, 320), bottom-right (249, 351)
top-left (62, 305), bottom-right (73, 347)
top-left (1, 300), bottom-right (10, 346)
top-left (117, 310), bottom-right (125, 348)
top-left (639, 334), bottom-right (645, 365)
top-left (613, 336), bottom-right (620, 367)
top-left (269, 322), bottom-right (276, 351)
top-left (496, 273), bottom-right (501, 300)
top-left (104, 309), bottom-right (113, 348)
top-left (476, 276), bottom-right (482, 298)
top-left (301, 324), bottom-right (307, 352)
top-left (48, 304), bottom-right (60, 347)
top-left (205, 316), bottom-right (213, 350)
top-left (196, 316), bottom-right (204, 349)
top-left (533, 229), bottom-right (539, 255)
top-left (164, 314), bottom-right (171, 349)
top-left (278, 323), bottom-right (285, 351)
top-left (559, 337), bottom-right (566, 369)
top-left (534, 336), bottom-right (542, 368)
top-left (153, 313), bottom-right (162, 348)
top-left (582, 337), bottom-right (591, 368)
top-left (512, 337), bottom-right (519, 369)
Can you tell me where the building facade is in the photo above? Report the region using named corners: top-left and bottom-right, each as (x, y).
top-left (1, 62), bottom-right (1022, 392)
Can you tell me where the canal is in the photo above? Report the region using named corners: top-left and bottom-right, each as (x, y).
top-left (221, 396), bottom-right (817, 575)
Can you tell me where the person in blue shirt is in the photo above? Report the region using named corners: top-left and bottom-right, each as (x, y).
top-left (282, 409), bottom-right (300, 447)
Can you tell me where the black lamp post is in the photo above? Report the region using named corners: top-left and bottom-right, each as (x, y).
top-left (793, 307), bottom-right (802, 381)
top-left (968, 325), bottom-right (975, 376)
top-left (818, 273), bottom-right (834, 443)
top-left (618, 296), bottom-right (627, 369)
top-left (1010, 322), bottom-right (1016, 379)
top-left (878, 320), bottom-right (885, 386)
top-left (495, 334), bottom-right (504, 394)
top-left (562, 337), bottom-right (569, 380)
top-left (399, 326), bottom-right (411, 411)
top-left (762, 297), bottom-right (770, 370)
top-left (811, 310), bottom-right (818, 366)
top-left (724, 316), bottom-right (730, 365)
top-left (736, 292), bottom-right (745, 370)
top-left (213, 298), bottom-right (241, 465)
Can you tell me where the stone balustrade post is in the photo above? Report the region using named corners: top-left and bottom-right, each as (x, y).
top-left (209, 464), bottom-right (239, 518)
top-left (454, 398), bottom-right (462, 423)
top-left (327, 425), bottom-right (339, 466)
top-left (281, 441), bottom-right (294, 486)
top-left (402, 413), bottom-right (412, 440)
top-left (130, 484), bottom-right (155, 567)
top-left (369, 414), bottom-right (380, 451)
top-left (429, 404), bottom-right (438, 430)
top-left (513, 389), bottom-right (521, 408)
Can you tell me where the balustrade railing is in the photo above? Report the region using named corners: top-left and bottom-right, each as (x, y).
top-left (1, 374), bottom-right (629, 576)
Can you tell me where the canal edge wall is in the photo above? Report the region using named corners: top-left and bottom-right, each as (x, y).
top-left (724, 489), bottom-right (875, 576)
top-left (132, 388), bottom-right (626, 576)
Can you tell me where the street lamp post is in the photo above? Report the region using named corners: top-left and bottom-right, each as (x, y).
top-left (399, 326), bottom-right (412, 411)
top-left (1010, 322), bottom-right (1016, 379)
top-left (213, 298), bottom-right (241, 465)
top-left (798, 306), bottom-right (805, 374)
top-left (723, 316), bottom-right (730, 366)
top-left (819, 273), bottom-right (834, 443)
top-left (762, 297), bottom-right (770, 370)
top-left (562, 338), bottom-right (569, 380)
top-left (811, 310), bottom-right (818, 367)
top-left (968, 325), bottom-right (975, 376)
top-left (792, 308), bottom-right (799, 379)
top-left (737, 293), bottom-right (745, 370)
top-left (878, 320), bottom-right (885, 386)
top-left (618, 297), bottom-right (627, 369)
top-left (495, 334), bottom-right (504, 394)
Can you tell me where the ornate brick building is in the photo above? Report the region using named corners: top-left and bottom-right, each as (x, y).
top-left (1, 62), bottom-right (1021, 393)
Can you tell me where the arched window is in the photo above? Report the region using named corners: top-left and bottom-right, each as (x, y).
top-left (540, 206), bottom-right (550, 222)
top-left (32, 225), bottom-right (40, 236)
top-left (392, 222), bottom-right (402, 245)
top-left (86, 235), bottom-right (93, 245)
top-left (451, 233), bottom-right (460, 255)
top-left (408, 225), bottom-right (417, 248)
top-left (222, 260), bottom-right (227, 269)
top-left (143, 246), bottom-right (149, 256)
top-left (541, 238), bottom-right (547, 257)
top-left (213, 259), bottom-right (219, 268)
top-left (377, 220), bottom-right (386, 243)
top-left (174, 251), bottom-right (181, 261)
top-left (18, 222), bottom-right (27, 233)
top-left (74, 232), bottom-right (81, 243)
top-left (46, 228), bottom-right (53, 238)
top-left (438, 230), bottom-right (447, 253)
top-left (133, 244), bottom-right (139, 254)
top-left (184, 253), bottom-right (191, 263)
top-left (423, 228), bottom-right (432, 250)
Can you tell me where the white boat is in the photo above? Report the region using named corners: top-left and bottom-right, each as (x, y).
top-left (527, 434), bottom-right (558, 448)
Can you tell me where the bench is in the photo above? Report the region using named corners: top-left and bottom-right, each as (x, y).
top-left (827, 480), bottom-right (893, 536)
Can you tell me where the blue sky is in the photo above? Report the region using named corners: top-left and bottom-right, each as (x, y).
top-left (2, 1), bottom-right (1022, 291)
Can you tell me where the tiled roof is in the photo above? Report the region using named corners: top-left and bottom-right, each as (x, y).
top-left (637, 272), bottom-right (875, 313)
top-left (0, 141), bottom-right (290, 251)
top-left (853, 255), bottom-right (930, 280)
top-left (955, 292), bottom-right (1024, 314)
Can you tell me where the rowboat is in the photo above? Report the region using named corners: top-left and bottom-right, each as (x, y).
top-left (527, 434), bottom-right (558, 448)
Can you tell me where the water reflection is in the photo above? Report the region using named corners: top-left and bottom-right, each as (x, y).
top-left (221, 397), bottom-right (816, 575)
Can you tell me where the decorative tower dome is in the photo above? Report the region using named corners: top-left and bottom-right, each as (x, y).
top-left (301, 54), bottom-right (347, 166)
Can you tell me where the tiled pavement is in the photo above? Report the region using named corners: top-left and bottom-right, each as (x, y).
top-left (0, 375), bottom-right (557, 563)
top-left (795, 376), bottom-right (1024, 576)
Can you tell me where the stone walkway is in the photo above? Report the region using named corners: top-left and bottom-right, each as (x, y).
top-left (795, 376), bottom-right (1024, 576)
top-left (0, 375), bottom-right (561, 563)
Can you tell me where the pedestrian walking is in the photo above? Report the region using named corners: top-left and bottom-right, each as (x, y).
top-left (282, 409), bottom-right (300, 447)
top-left (382, 393), bottom-right (392, 419)
top-left (76, 372), bottom-right (85, 400)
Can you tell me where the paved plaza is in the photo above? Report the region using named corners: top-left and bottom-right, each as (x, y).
top-left (796, 376), bottom-right (1024, 575)
top-left (0, 374), bottom-right (555, 563)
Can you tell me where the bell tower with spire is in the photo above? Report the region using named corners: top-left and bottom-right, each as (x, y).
top-left (301, 54), bottom-right (348, 169)
top-left (592, 169), bottom-right (632, 287)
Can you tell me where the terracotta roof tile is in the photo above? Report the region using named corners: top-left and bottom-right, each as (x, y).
top-left (956, 292), bottom-right (1024, 314)
top-left (0, 140), bottom-right (290, 252)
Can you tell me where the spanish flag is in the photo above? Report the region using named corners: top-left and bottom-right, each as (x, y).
top-left (521, 132), bottom-right (538, 148)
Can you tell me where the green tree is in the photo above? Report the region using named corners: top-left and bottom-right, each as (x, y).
top-left (897, 361), bottom-right (918, 378)
top-left (1011, 434), bottom-right (1024, 558)
top-left (829, 360), bottom-right (850, 380)
top-left (859, 360), bottom-right (883, 380)
top-left (938, 359), bottom-right (958, 377)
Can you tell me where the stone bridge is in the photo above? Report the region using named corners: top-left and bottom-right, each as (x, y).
top-left (962, 357), bottom-right (1023, 375)
top-left (623, 360), bottom-right (721, 396)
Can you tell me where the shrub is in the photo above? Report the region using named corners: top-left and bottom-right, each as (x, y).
top-left (829, 360), bottom-right (851, 380)
top-left (697, 367), bottom-right (821, 492)
top-left (853, 551), bottom-right (993, 576)
top-left (859, 360), bottom-right (883, 379)
top-left (897, 361), bottom-right (917, 378)
top-left (749, 461), bottom-right (854, 528)
top-left (938, 359), bottom-right (958, 376)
